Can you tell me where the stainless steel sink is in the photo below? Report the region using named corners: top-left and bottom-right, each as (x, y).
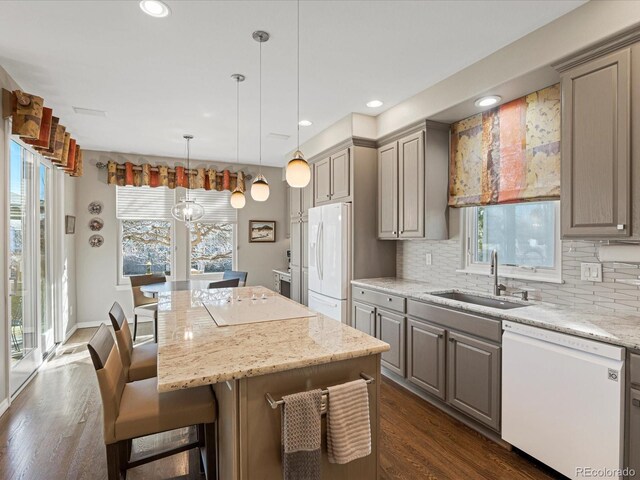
top-left (431, 292), bottom-right (527, 310)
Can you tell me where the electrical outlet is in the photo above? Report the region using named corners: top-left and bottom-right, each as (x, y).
top-left (580, 262), bottom-right (603, 282)
top-left (425, 253), bottom-right (432, 266)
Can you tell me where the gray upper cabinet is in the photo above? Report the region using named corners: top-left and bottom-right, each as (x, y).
top-left (314, 148), bottom-right (351, 205)
top-left (377, 123), bottom-right (448, 240)
top-left (398, 131), bottom-right (425, 238)
top-left (314, 157), bottom-right (331, 204)
top-left (447, 331), bottom-right (501, 431)
top-left (378, 143), bottom-right (399, 239)
top-left (560, 47), bottom-right (631, 238)
top-left (407, 317), bottom-right (446, 400)
top-left (330, 148), bottom-right (350, 200)
top-left (353, 301), bottom-right (376, 337)
top-left (376, 309), bottom-right (406, 377)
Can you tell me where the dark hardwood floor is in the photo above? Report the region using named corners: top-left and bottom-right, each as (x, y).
top-left (0, 326), bottom-right (562, 479)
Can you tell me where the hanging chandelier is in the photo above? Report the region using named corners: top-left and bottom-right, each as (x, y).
top-left (251, 30), bottom-right (270, 202)
top-left (171, 134), bottom-right (205, 225)
top-left (230, 74), bottom-right (247, 209)
top-left (286, 0), bottom-right (311, 188)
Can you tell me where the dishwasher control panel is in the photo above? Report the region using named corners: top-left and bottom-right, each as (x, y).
top-left (502, 321), bottom-right (624, 361)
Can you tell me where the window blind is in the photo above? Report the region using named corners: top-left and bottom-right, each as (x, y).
top-left (192, 190), bottom-right (237, 223)
top-left (116, 186), bottom-right (174, 220)
top-left (116, 186), bottom-right (237, 222)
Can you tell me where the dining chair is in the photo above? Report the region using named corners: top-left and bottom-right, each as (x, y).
top-left (108, 302), bottom-right (157, 382)
top-left (87, 324), bottom-right (218, 480)
top-left (208, 278), bottom-right (240, 289)
top-left (222, 271), bottom-right (248, 286)
top-left (129, 274), bottom-right (166, 341)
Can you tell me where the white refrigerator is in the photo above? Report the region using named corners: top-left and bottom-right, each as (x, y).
top-left (308, 203), bottom-right (351, 323)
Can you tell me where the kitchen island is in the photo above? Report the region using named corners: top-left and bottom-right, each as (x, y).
top-left (156, 286), bottom-right (389, 480)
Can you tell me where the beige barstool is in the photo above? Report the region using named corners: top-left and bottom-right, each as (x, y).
top-left (88, 324), bottom-right (217, 480)
top-left (109, 301), bottom-right (157, 382)
top-left (129, 274), bottom-right (166, 341)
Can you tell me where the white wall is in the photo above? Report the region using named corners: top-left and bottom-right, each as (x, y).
top-left (60, 175), bottom-right (77, 338)
top-left (75, 150), bottom-right (288, 326)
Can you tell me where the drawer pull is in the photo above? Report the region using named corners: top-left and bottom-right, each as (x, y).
top-left (617, 224), bottom-right (626, 230)
top-left (634, 399), bottom-right (640, 407)
top-left (448, 338), bottom-right (455, 343)
top-left (387, 298), bottom-right (392, 302)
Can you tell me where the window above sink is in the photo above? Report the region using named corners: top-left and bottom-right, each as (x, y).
top-left (459, 201), bottom-right (562, 284)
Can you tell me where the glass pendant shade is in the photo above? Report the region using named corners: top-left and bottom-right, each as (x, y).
top-left (230, 189), bottom-right (246, 209)
top-left (286, 150), bottom-right (311, 188)
top-left (251, 174), bottom-right (270, 201)
top-left (171, 198), bottom-right (205, 223)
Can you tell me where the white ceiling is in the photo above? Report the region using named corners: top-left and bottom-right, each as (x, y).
top-left (0, 0), bottom-right (584, 166)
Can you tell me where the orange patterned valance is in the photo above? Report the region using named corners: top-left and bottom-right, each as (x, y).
top-left (1, 88), bottom-right (83, 177)
top-left (448, 84), bottom-right (560, 207)
top-left (106, 161), bottom-right (246, 193)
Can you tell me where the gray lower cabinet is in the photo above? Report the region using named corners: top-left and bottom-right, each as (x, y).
top-left (376, 309), bottom-right (406, 376)
top-left (301, 268), bottom-right (308, 306)
top-left (407, 317), bottom-right (446, 400)
top-left (290, 265), bottom-right (301, 302)
top-left (629, 388), bottom-right (640, 475)
top-left (352, 301), bottom-right (376, 336)
top-left (447, 331), bottom-right (501, 431)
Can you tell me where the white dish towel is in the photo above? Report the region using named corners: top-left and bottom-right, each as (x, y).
top-left (326, 379), bottom-right (372, 464)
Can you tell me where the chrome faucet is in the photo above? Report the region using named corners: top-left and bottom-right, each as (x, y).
top-left (490, 250), bottom-right (507, 296)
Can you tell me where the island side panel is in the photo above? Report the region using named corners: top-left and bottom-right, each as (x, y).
top-left (238, 354), bottom-right (381, 480)
top-left (213, 379), bottom-right (241, 480)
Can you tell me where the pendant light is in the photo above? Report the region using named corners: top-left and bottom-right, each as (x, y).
top-left (230, 74), bottom-right (246, 209)
top-left (251, 30), bottom-right (270, 202)
top-left (171, 134), bottom-right (205, 225)
top-left (286, 0), bottom-right (311, 188)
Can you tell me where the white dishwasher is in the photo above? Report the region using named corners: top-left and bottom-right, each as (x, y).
top-left (502, 321), bottom-right (625, 480)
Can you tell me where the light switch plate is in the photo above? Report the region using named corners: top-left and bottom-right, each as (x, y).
top-left (581, 262), bottom-right (603, 282)
top-left (425, 253), bottom-right (432, 266)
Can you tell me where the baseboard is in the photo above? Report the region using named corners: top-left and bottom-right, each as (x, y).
top-left (76, 318), bottom-right (153, 329)
top-left (0, 399), bottom-right (9, 418)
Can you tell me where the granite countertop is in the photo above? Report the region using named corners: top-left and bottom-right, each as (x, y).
top-left (352, 277), bottom-right (640, 351)
top-left (273, 269), bottom-right (291, 277)
top-left (156, 286), bottom-right (389, 392)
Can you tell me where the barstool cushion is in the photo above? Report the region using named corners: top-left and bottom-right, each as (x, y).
top-left (114, 378), bottom-right (216, 443)
top-left (128, 343), bottom-right (158, 381)
top-left (134, 304), bottom-right (157, 318)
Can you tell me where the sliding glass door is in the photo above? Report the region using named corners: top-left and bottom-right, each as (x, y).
top-left (9, 140), bottom-right (42, 394)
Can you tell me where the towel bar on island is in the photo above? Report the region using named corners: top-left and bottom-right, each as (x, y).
top-left (265, 372), bottom-right (375, 411)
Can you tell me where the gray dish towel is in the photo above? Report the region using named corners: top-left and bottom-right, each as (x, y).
top-left (326, 379), bottom-right (371, 464)
top-left (282, 389), bottom-right (322, 480)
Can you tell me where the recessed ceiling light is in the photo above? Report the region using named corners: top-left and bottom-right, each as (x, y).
top-left (366, 100), bottom-right (383, 108)
top-left (139, 0), bottom-right (170, 18)
top-left (298, 120), bottom-right (313, 127)
top-left (474, 95), bottom-right (502, 108)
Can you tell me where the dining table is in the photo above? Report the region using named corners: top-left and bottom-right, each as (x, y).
top-left (140, 279), bottom-right (227, 298)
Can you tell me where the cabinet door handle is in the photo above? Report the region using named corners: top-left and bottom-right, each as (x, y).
top-left (387, 297), bottom-right (392, 302)
top-left (633, 399), bottom-right (640, 407)
top-left (438, 333), bottom-right (444, 339)
top-left (392, 231), bottom-right (397, 235)
top-left (448, 337), bottom-right (455, 343)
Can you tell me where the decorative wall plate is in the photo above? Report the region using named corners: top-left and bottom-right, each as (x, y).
top-left (89, 217), bottom-right (104, 232)
top-left (89, 234), bottom-right (104, 248)
top-left (88, 201), bottom-right (103, 215)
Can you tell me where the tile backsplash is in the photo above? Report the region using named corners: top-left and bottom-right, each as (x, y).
top-left (398, 239), bottom-right (640, 314)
